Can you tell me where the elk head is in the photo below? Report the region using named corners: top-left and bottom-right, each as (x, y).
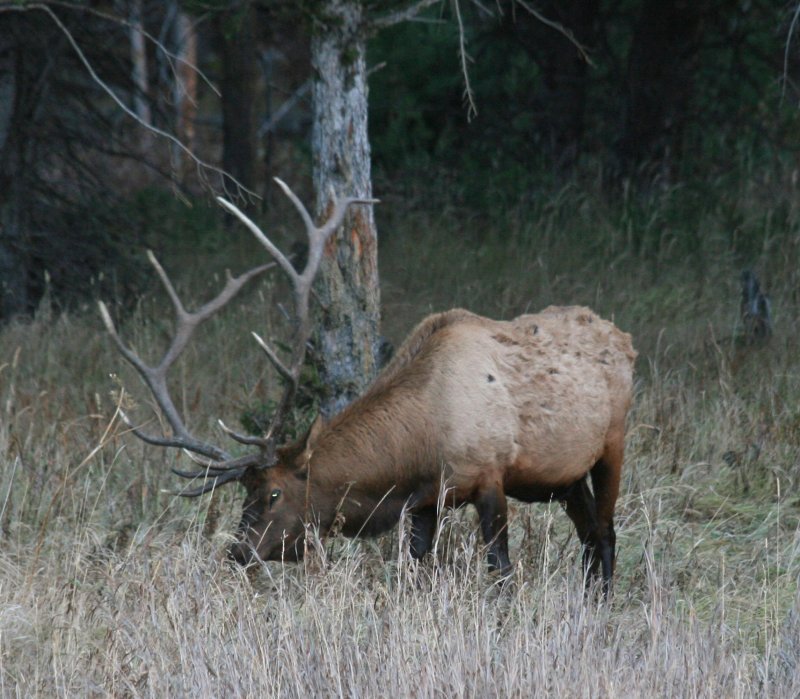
top-left (226, 416), bottom-right (329, 564)
top-left (100, 179), bottom-right (375, 563)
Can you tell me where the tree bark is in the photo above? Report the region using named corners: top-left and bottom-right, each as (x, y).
top-left (129, 0), bottom-right (151, 125)
top-left (311, 0), bottom-right (380, 417)
top-left (173, 8), bottom-right (197, 151)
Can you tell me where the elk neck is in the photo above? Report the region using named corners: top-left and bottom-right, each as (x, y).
top-left (303, 366), bottom-right (440, 536)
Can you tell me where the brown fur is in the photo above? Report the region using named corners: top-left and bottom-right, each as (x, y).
top-left (231, 306), bottom-right (636, 591)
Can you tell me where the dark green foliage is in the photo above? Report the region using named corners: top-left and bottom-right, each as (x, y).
top-left (369, 15), bottom-right (463, 167)
top-left (239, 384), bottom-right (319, 443)
top-left (3, 0), bottom-right (799, 323)
top-left (240, 395), bottom-right (317, 442)
top-left (240, 339), bottom-right (323, 440)
top-left (368, 0), bottom-right (800, 199)
top-left (28, 197), bottom-right (151, 317)
top-left (122, 188), bottom-right (224, 255)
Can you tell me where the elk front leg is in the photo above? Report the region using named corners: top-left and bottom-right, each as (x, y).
top-left (474, 484), bottom-right (512, 576)
top-left (410, 507), bottom-right (438, 560)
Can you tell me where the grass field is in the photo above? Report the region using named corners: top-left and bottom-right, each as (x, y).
top-left (1, 171), bottom-right (799, 696)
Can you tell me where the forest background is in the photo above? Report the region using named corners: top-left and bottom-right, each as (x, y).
top-left (1, 1), bottom-right (800, 696)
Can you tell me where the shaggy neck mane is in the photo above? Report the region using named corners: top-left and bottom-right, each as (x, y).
top-left (309, 310), bottom-right (476, 485)
top-left (369, 308), bottom-right (477, 393)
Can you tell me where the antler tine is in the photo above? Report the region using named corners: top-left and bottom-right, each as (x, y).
top-left (101, 250), bottom-right (276, 465)
top-left (315, 192), bottom-right (379, 248)
top-left (172, 451), bottom-right (263, 479)
top-left (116, 407), bottom-right (225, 459)
top-left (101, 305), bottom-right (220, 459)
top-left (168, 467), bottom-right (248, 498)
top-left (99, 302), bottom-right (151, 379)
top-left (104, 179), bottom-right (379, 496)
top-left (218, 419), bottom-right (271, 448)
top-left (251, 332), bottom-right (293, 383)
top-left (216, 196), bottom-right (299, 285)
top-left (273, 177), bottom-right (316, 238)
top-left (191, 263), bottom-right (277, 319)
top-left (146, 250), bottom-right (186, 318)
top-left (273, 177), bottom-right (378, 285)
top-left (158, 258), bottom-right (277, 371)
top-left (250, 178), bottom-right (377, 453)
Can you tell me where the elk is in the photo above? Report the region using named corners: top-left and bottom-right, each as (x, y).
top-left (100, 180), bottom-right (636, 593)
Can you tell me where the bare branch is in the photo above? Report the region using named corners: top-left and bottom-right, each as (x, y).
top-left (44, 0), bottom-right (221, 97)
top-left (783, 3), bottom-right (800, 103)
top-left (513, 0), bottom-right (595, 67)
top-left (452, 0), bottom-right (478, 121)
top-left (371, 0), bottom-right (444, 31)
top-left (3, 3), bottom-right (256, 201)
top-left (258, 80), bottom-right (311, 137)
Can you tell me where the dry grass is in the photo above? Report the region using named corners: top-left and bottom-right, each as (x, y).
top-left (1, 179), bottom-right (800, 697)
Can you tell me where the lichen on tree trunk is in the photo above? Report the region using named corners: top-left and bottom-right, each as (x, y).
top-left (311, 0), bottom-right (380, 418)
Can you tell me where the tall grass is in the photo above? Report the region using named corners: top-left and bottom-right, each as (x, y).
top-left (1, 170), bottom-right (799, 696)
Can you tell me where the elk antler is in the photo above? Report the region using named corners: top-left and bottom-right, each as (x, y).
top-left (101, 179), bottom-right (376, 496)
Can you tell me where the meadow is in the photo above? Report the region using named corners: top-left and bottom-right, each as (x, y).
top-left (1, 167), bottom-right (799, 697)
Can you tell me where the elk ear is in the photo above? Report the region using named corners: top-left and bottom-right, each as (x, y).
top-left (277, 415), bottom-right (326, 474)
top-left (305, 414), bottom-right (326, 450)
top-left (276, 439), bottom-right (306, 468)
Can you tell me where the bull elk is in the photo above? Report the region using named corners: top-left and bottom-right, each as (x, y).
top-left (100, 180), bottom-right (636, 594)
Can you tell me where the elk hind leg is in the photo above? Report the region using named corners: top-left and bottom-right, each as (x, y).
top-left (563, 475), bottom-right (604, 590)
top-left (590, 446), bottom-right (622, 594)
top-left (474, 483), bottom-right (512, 576)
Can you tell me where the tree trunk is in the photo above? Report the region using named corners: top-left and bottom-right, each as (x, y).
top-left (129, 0), bottom-right (151, 125)
top-left (173, 8), bottom-right (197, 152)
top-left (217, 1), bottom-right (258, 197)
top-left (0, 33), bottom-right (29, 321)
top-left (311, 0), bottom-right (380, 417)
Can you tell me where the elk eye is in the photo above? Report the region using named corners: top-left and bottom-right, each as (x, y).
top-left (268, 488), bottom-right (281, 508)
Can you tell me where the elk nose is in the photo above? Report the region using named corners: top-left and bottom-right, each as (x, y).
top-left (227, 541), bottom-right (255, 566)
